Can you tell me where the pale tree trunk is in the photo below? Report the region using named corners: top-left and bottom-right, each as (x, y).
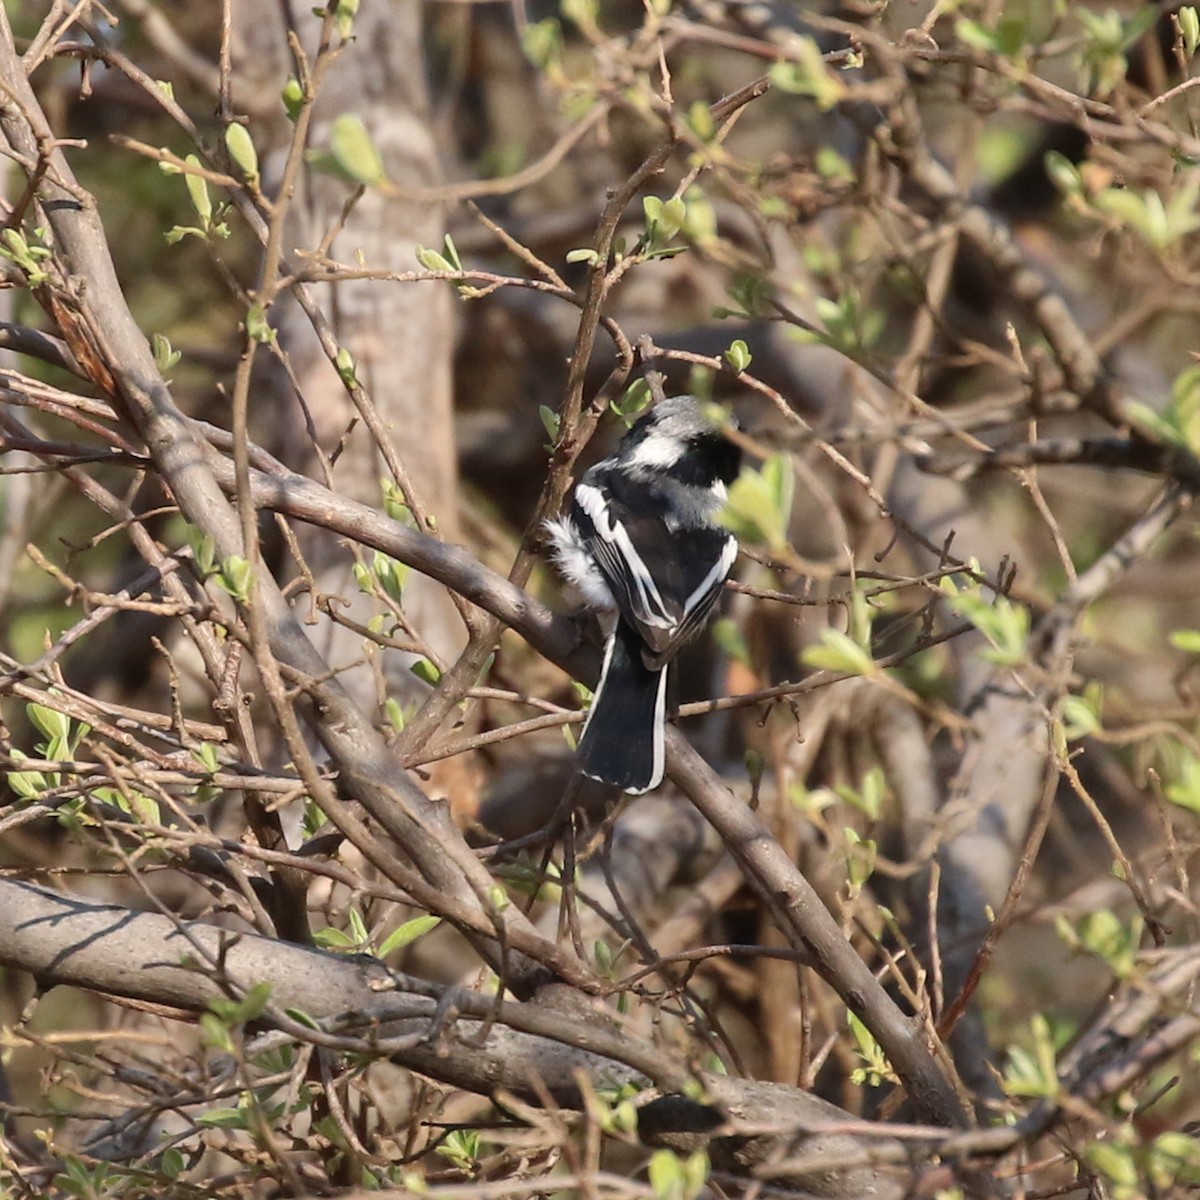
top-left (233, 1), bottom-right (464, 720)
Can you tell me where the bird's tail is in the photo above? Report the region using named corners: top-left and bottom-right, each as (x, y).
top-left (577, 621), bottom-right (668, 794)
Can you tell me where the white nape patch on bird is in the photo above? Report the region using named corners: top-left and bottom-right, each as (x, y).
top-left (575, 484), bottom-right (675, 630)
top-left (684, 534), bottom-right (738, 615)
top-left (544, 516), bottom-right (616, 611)
top-left (626, 433), bottom-right (685, 470)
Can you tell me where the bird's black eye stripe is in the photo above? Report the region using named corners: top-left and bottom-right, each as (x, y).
top-left (663, 433), bottom-right (740, 487)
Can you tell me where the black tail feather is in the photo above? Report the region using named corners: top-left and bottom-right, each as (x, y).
top-left (577, 621), bottom-right (667, 793)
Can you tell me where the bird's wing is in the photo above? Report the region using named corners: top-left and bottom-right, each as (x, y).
top-left (573, 482), bottom-right (677, 636)
top-left (573, 481), bottom-right (737, 662)
top-left (647, 532), bottom-right (738, 663)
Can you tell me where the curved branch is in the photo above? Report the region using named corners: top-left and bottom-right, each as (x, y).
top-left (0, 878), bottom-right (907, 1197)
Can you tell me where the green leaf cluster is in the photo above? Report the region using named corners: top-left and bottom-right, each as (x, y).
top-left (767, 37), bottom-right (846, 110)
top-left (1076, 7), bottom-right (1159, 97)
top-left (611, 379), bottom-right (652, 427)
top-left (353, 550), bottom-right (410, 604)
top-left (164, 155), bottom-right (231, 244)
top-left (789, 290), bottom-right (884, 358)
top-left (8, 701), bottom-right (90, 807)
top-left (956, 13), bottom-right (1029, 61)
top-left (939, 575), bottom-right (1029, 666)
top-left (1087, 1128), bottom-right (1200, 1200)
top-left (0, 226), bottom-right (52, 286)
top-left (1164, 748), bottom-right (1200, 813)
top-left (1126, 363), bottom-right (1200, 453)
top-left (847, 1011), bottom-right (896, 1086)
top-left (647, 1148), bottom-right (710, 1200)
top-left (1003, 1012), bottom-right (1060, 1098)
top-left (720, 453), bottom-right (793, 551)
top-left (802, 628), bottom-right (876, 676)
top-left (436, 1128), bottom-right (484, 1173)
top-left (1054, 908), bottom-right (1142, 979)
top-left (201, 981), bottom-right (273, 1051)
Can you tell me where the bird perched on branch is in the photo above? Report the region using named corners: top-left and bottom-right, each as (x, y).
top-left (546, 395), bottom-right (741, 793)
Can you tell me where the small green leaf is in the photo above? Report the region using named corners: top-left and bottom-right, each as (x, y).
top-left (282, 76), bottom-right (305, 120)
top-left (224, 122), bottom-right (260, 187)
top-left (648, 1149), bottom-right (686, 1200)
top-left (186, 525), bottom-right (218, 577)
top-left (844, 829), bottom-right (877, 894)
top-left (192, 742), bottom-right (220, 773)
top-left (802, 628), bottom-right (876, 676)
top-left (7, 749), bottom-right (47, 800)
top-left (332, 0), bottom-right (360, 38)
top-left (659, 196), bottom-right (687, 239)
top-left (1166, 751), bottom-right (1200, 813)
top-left (1003, 1012), bottom-right (1061, 1098)
top-left (27, 702), bottom-right (69, 747)
top-left (197, 1107), bottom-right (246, 1129)
top-left (815, 146), bottom-right (854, 182)
top-left (313, 926), bottom-right (359, 950)
top-left (416, 245), bottom-right (454, 272)
top-left (385, 696), bottom-right (411, 731)
top-left (687, 101), bottom-right (715, 141)
top-left (1171, 629), bottom-right (1200, 654)
top-left (245, 301), bottom-right (275, 345)
top-left (956, 17), bottom-right (999, 53)
top-left (723, 338), bottom-right (752, 372)
top-left (561, 0), bottom-right (598, 33)
top-left (334, 346), bottom-right (358, 388)
top-left (183, 154), bottom-right (212, 225)
top-left (161, 1147), bottom-right (185, 1179)
top-left (378, 914), bottom-right (442, 958)
top-left (522, 18), bottom-right (562, 69)
top-left (565, 247), bottom-right (600, 265)
top-left (329, 113), bottom-right (387, 186)
top-left (1086, 1139), bottom-right (1139, 1189)
top-left (441, 235), bottom-right (462, 271)
top-left (593, 938), bottom-right (614, 974)
top-left (720, 454), bottom-right (794, 550)
top-left (231, 981), bottom-right (273, 1024)
top-left (539, 404), bottom-right (561, 444)
top-left (410, 658), bottom-right (442, 686)
top-left (217, 555), bottom-right (253, 603)
top-left (1060, 688), bottom-right (1102, 740)
top-left (941, 578), bottom-right (1029, 665)
top-left (847, 1010), bottom-right (894, 1085)
top-left (199, 1011), bottom-right (234, 1052)
top-left (1044, 150), bottom-right (1083, 196)
top-left (611, 379), bottom-right (651, 425)
top-left (767, 36), bottom-right (845, 109)
top-left (151, 332), bottom-right (181, 374)
top-left (1180, 6), bottom-right (1200, 58)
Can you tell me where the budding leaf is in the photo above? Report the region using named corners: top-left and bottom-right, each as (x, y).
top-left (723, 339), bottom-right (752, 372)
top-left (224, 123), bottom-right (260, 187)
top-left (329, 114), bottom-right (387, 186)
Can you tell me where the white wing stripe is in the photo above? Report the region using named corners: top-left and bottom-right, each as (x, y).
top-left (683, 534), bottom-right (738, 616)
top-left (649, 661), bottom-right (668, 791)
top-left (576, 483), bottom-right (674, 629)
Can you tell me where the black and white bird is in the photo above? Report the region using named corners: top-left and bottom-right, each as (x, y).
top-left (546, 395), bottom-right (741, 793)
